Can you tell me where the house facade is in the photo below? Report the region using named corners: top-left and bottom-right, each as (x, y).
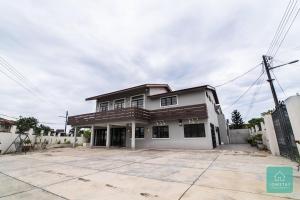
top-left (0, 118), bottom-right (15, 133)
top-left (68, 84), bottom-right (227, 150)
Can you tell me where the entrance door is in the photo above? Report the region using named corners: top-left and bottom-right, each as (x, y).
top-left (216, 127), bottom-right (221, 145)
top-left (210, 124), bottom-right (217, 148)
top-left (111, 128), bottom-right (126, 147)
top-left (94, 129), bottom-right (106, 146)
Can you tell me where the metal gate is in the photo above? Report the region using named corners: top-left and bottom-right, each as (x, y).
top-left (272, 103), bottom-right (300, 161)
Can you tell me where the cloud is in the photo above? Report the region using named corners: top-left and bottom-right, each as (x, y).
top-left (0, 0), bottom-right (299, 129)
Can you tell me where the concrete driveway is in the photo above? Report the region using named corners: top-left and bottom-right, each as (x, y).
top-left (0, 145), bottom-right (299, 200)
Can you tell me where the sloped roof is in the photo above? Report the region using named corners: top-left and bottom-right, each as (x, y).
top-left (149, 85), bottom-right (219, 104)
top-left (0, 117), bottom-right (15, 126)
top-left (86, 84), bottom-right (171, 101)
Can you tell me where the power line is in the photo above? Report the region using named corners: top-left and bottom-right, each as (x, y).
top-left (271, 70), bottom-right (287, 98)
top-left (244, 73), bottom-right (266, 120)
top-left (273, 7), bottom-right (300, 57)
top-left (214, 63), bottom-right (262, 88)
top-left (0, 65), bottom-right (39, 97)
top-left (267, 0), bottom-right (295, 55)
top-left (0, 57), bottom-right (65, 112)
top-left (268, 0), bottom-right (299, 56)
top-left (0, 113), bottom-right (64, 125)
top-left (224, 72), bottom-right (265, 111)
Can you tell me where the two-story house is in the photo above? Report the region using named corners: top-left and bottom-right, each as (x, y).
top-left (68, 84), bottom-right (227, 149)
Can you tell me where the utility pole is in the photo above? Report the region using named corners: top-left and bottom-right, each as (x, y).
top-left (262, 55), bottom-right (279, 107)
top-left (262, 55), bottom-right (299, 108)
top-left (59, 110), bottom-right (68, 134)
top-left (64, 110), bottom-right (68, 134)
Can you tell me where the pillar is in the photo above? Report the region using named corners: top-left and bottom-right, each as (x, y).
top-left (73, 127), bottom-right (77, 148)
top-left (131, 121), bottom-right (136, 150)
top-left (90, 125), bottom-right (94, 148)
top-left (106, 124), bottom-right (111, 148)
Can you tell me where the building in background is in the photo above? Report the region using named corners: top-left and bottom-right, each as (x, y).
top-left (0, 118), bottom-right (15, 133)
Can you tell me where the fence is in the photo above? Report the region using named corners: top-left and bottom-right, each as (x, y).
top-left (0, 131), bottom-right (84, 154)
top-left (272, 103), bottom-right (300, 161)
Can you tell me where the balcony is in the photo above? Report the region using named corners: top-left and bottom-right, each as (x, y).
top-left (68, 107), bottom-right (151, 126)
top-left (68, 104), bottom-right (207, 126)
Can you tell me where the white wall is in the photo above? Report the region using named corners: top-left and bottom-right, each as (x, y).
top-left (0, 132), bottom-right (35, 154)
top-left (263, 114), bottom-right (280, 156)
top-left (285, 95), bottom-right (300, 153)
top-left (124, 119), bottom-right (213, 150)
top-left (0, 132), bottom-right (83, 154)
top-left (37, 135), bottom-right (83, 145)
top-left (146, 91), bottom-right (206, 110)
top-left (229, 129), bottom-right (250, 144)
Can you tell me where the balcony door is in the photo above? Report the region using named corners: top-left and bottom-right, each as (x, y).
top-left (94, 129), bottom-right (106, 146)
top-left (111, 128), bottom-right (126, 147)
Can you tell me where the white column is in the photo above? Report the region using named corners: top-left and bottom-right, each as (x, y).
top-left (90, 125), bottom-right (94, 148)
top-left (73, 127), bottom-right (77, 148)
top-left (106, 124), bottom-right (111, 148)
top-left (131, 121), bottom-right (136, 150)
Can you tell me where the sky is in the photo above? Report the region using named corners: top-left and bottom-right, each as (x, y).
top-left (0, 0), bottom-right (299, 130)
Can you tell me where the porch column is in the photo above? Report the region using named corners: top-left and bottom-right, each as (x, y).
top-left (90, 125), bottom-right (94, 148)
top-left (73, 127), bottom-right (77, 148)
top-left (106, 124), bottom-right (111, 148)
top-left (131, 121), bottom-right (136, 150)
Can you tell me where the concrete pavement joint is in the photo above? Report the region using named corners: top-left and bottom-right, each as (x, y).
top-left (0, 171), bottom-right (69, 200)
top-left (195, 184), bottom-right (298, 200)
top-left (178, 152), bottom-right (222, 200)
top-left (39, 154), bottom-right (162, 188)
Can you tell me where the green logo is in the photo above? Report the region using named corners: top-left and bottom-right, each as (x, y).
top-left (267, 166), bottom-right (293, 193)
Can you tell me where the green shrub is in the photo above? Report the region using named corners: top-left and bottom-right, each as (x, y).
top-left (65, 140), bottom-right (71, 144)
top-left (83, 130), bottom-right (91, 142)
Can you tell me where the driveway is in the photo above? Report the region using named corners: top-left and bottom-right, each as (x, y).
top-left (0, 145), bottom-right (299, 200)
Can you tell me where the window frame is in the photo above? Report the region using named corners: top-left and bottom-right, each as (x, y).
top-left (152, 125), bottom-right (169, 139)
top-left (98, 101), bottom-right (109, 112)
top-left (160, 95), bottom-right (178, 107)
top-left (183, 123), bottom-right (206, 138)
top-left (129, 127), bottom-right (145, 139)
top-left (113, 98), bottom-right (126, 110)
top-left (130, 94), bottom-right (145, 109)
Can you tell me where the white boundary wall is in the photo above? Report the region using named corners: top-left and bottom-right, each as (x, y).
top-left (229, 129), bottom-right (250, 144)
top-left (285, 95), bottom-right (300, 153)
top-left (0, 131), bottom-right (83, 154)
top-left (263, 114), bottom-right (280, 156)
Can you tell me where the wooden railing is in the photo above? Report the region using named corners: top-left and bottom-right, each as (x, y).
top-left (68, 107), bottom-right (151, 126)
top-left (150, 104), bottom-right (207, 121)
top-left (68, 104), bottom-right (207, 126)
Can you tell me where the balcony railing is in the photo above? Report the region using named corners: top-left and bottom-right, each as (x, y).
top-left (68, 107), bottom-right (151, 126)
top-left (68, 104), bottom-right (207, 126)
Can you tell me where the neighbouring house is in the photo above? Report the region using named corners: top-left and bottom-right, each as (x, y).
top-left (0, 117), bottom-right (15, 133)
top-left (68, 84), bottom-right (227, 150)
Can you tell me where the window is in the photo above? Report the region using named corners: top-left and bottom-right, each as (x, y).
top-left (135, 127), bottom-right (144, 138)
top-left (99, 102), bottom-right (109, 111)
top-left (152, 126), bottom-right (169, 138)
top-left (184, 124), bottom-right (206, 138)
top-left (114, 99), bottom-right (125, 109)
top-left (161, 96), bottom-right (177, 107)
top-left (131, 95), bottom-right (144, 108)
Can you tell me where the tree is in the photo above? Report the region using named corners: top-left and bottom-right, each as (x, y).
top-left (16, 117), bottom-right (38, 134)
top-left (231, 110), bottom-right (244, 129)
top-left (261, 110), bottom-right (273, 116)
top-left (34, 124), bottom-right (51, 136)
top-left (248, 118), bottom-right (264, 130)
